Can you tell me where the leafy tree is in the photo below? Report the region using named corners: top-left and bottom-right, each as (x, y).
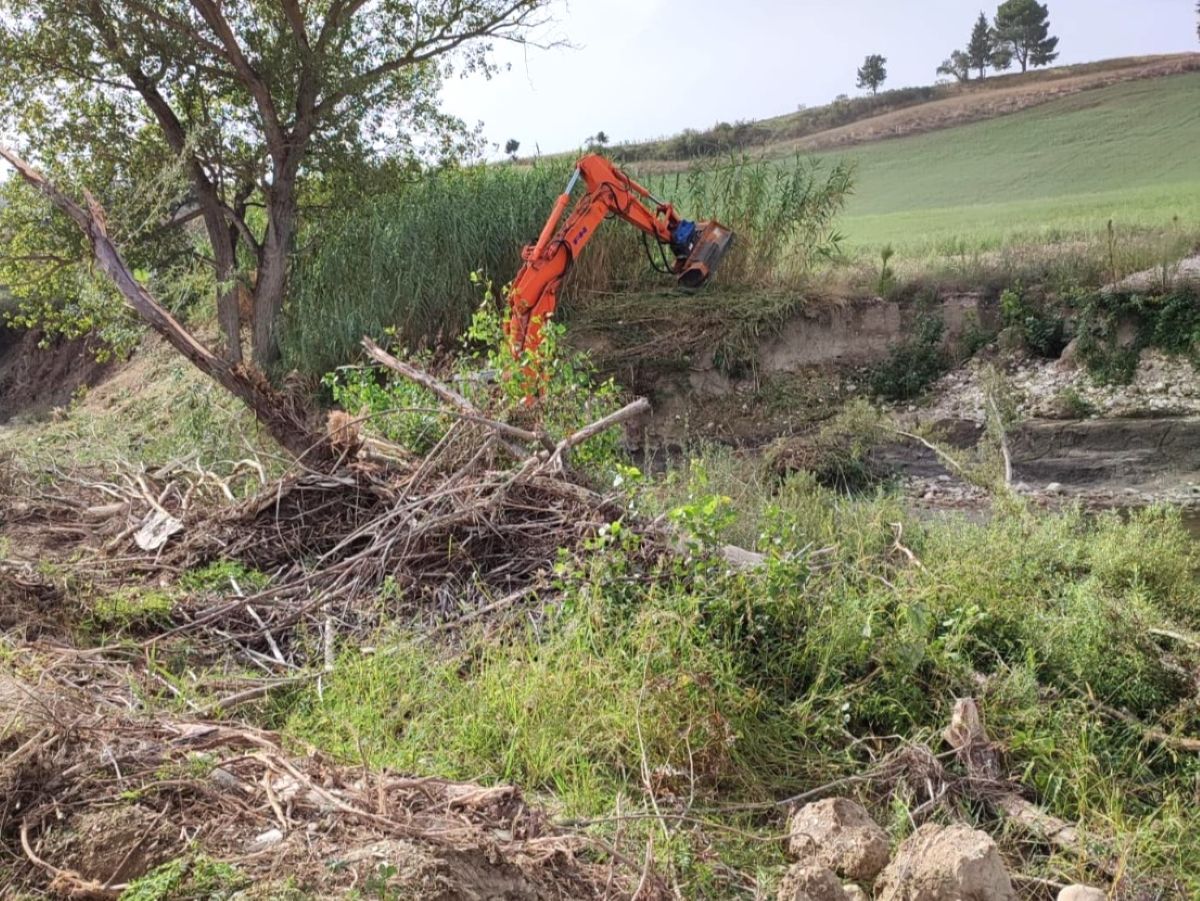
top-left (937, 51), bottom-right (972, 84)
top-left (967, 12), bottom-right (995, 78)
top-left (856, 54), bottom-right (888, 95)
top-left (586, 130), bottom-right (609, 151)
top-left (993, 0), bottom-right (1059, 73)
top-left (991, 43), bottom-right (1014, 72)
top-left (504, 138), bottom-right (521, 160)
top-left (0, 0), bottom-right (550, 368)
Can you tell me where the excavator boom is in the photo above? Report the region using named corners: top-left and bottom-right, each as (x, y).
top-left (506, 155), bottom-right (733, 365)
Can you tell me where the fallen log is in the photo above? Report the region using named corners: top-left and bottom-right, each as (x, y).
top-left (0, 145), bottom-right (327, 463)
top-left (944, 698), bottom-right (1114, 876)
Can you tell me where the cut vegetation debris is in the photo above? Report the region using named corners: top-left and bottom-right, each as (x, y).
top-left (1, 665), bottom-right (640, 900)
top-left (4, 337), bottom-right (1200, 895)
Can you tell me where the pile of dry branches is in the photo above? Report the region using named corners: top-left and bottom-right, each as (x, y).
top-left (0, 655), bottom-right (660, 899)
top-left (0, 344), bottom-right (665, 670)
top-left (0, 355), bottom-right (678, 895)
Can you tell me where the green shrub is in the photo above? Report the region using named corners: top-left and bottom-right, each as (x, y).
top-left (868, 313), bottom-right (948, 401)
top-left (999, 284), bottom-right (1066, 358)
top-left (320, 288), bottom-right (629, 480)
top-left (86, 587), bottom-right (174, 634)
top-left (1074, 286), bottom-right (1200, 384)
top-left (121, 854), bottom-right (245, 901)
top-left (1049, 386), bottom-right (1097, 419)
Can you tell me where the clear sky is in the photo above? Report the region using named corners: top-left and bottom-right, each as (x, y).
top-left (440, 0), bottom-right (1199, 157)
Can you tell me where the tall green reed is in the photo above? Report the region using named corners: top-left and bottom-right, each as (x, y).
top-left (285, 155), bottom-right (852, 377)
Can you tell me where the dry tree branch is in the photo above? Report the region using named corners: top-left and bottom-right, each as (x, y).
top-left (944, 698), bottom-right (1112, 875)
top-left (0, 145), bottom-right (325, 462)
top-left (545, 398), bottom-right (650, 472)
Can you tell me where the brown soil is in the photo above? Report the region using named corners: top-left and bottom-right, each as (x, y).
top-left (0, 327), bottom-right (116, 423)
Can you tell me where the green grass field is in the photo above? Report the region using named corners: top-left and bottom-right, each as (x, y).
top-left (829, 73), bottom-right (1200, 254)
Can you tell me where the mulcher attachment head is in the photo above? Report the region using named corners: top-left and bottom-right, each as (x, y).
top-left (675, 221), bottom-right (734, 290)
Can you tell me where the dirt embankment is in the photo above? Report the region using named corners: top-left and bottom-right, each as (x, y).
top-left (0, 327), bottom-right (116, 423)
top-left (581, 285), bottom-right (1200, 506)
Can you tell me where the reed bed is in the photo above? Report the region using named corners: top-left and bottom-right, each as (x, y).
top-left (285, 156), bottom-right (852, 376)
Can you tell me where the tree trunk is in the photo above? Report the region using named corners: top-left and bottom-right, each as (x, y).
top-left (204, 205), bottom-right (244, 364)
top-left (252, 179), bottom-right (298, 369)
top-left (0, 145), bottom-right (327, 464)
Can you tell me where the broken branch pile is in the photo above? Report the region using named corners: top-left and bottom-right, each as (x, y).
top-left (0, 659), bottom-right (657, 899)
top-left (0, 353), bottom-right (659, 668)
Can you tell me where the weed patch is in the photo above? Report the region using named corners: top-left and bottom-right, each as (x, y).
top-left (1074, 286), bottom-right (1200, 384)
top-left (868, 313), bottom-right (949, 401)
top-left (282, 460), bottom-right (1200, 894)
top-left (119, 854), bottom-right (246, 901)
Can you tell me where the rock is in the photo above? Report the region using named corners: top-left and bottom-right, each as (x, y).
top-left (875, 823), bottom-right (1014, 901)
top-left (1057, 887), bottom-right (1106, 901)
top-left (843, 885), bottom-right (870, 901)
top-left (209, 766), bottom-right (244, 792)
top-left (251, 827), bottom-right (284, 848)
top-left (787, 798), bottom-right (890, 883)
top-left (777, 865), bottom-right (848, 901)
top-left (1044, 482), bottom-right (1064, 495)
top-left (1057, 337), bottom-right (1081, 369)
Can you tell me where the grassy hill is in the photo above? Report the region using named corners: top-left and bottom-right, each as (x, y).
top-left (836, 72), bottom-right (1200, 254)
top-left (619, 54), bottom-right (1198, 162)
top-left (617, 56), bottom-right (1200, 265)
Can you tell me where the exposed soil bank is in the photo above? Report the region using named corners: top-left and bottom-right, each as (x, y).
top-left (607, 290), bottom-right (1198, 508)
top-left (0, 326), bottom-right (116, 423)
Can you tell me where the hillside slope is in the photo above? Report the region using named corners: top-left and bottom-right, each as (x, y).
top-left (837, 72), bottom-right (1200, 251)
top-left (621, 54), bottom-right (1199, 164)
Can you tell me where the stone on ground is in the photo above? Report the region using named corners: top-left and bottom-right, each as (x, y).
top-left (843, 884), bottom-right (870, 901)
top-left (787, 797), bottom-right (890, 882)
top-left (875, 823), bottom-right (1014, 901)
top-left (777, 864), bottom-right (851, 901)
top-left (1058, 887), bottom-right (1106, 901)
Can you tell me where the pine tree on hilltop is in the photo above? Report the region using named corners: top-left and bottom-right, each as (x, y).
top-left (967, 11), bottom-right (995, 78)
top-left (993, 0), bottom-right (1059, 73)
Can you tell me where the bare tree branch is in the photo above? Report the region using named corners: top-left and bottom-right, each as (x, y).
top-left (279, 0), bottom-right (311, 49)
top-left (0, 145), bottom-right (324, 462)
top-left (314, 1), bottom-right (541, 119)
top-left (316, 0), bottom-right (372, 51)
top-left (120, 0), bottom-right (230, 60)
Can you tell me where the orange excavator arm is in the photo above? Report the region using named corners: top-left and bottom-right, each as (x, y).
top-left (506, 154), bottom-right (733, 363)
